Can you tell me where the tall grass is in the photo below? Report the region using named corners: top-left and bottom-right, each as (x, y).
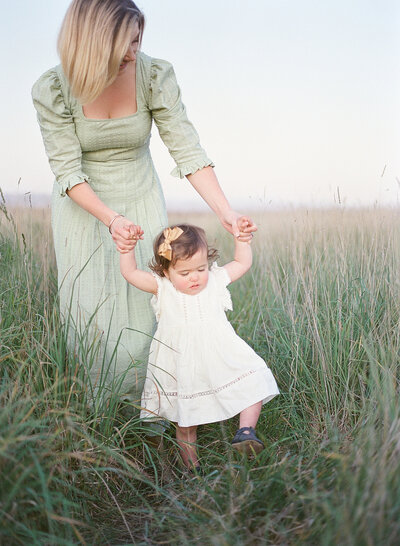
top-left (1, 201), bottom-right (399, 544)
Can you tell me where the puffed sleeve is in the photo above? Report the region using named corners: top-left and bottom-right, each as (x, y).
top-left (149, 58), bottom-right (215, 179)
top-left (31, 68), bottom-right (90, 197)
top-left (210, 262), bottom-right (233, 312)
top-left (150, 273), bottom-right (164, 321)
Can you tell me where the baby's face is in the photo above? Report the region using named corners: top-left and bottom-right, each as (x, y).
top-left (165, 248), bottom-right (209, 295)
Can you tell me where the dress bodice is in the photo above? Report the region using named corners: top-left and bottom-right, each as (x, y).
top-left (32, 52), bottom-right (214, 196)
top-left (151, 263), bottom-right (233, 327)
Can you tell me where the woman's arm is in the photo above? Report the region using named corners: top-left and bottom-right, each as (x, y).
top-left (148, 59), bottom-right (258, 239)
top-left (66, 182), bottom-right (138, 252)
top-left (186, 167), bottom-right (258, 239)
top-left (32, 69), bottom-right (138, 252)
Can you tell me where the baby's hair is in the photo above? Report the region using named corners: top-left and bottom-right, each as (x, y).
top-left (149, 224), bottom-right (219, 277)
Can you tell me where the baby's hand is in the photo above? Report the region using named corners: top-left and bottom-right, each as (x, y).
top-left (129, 224), bottom-right (144, 242)
top-left (118, 225), bottom-right (144, 253)
top-left (236, 216), bottom-right (254, 243)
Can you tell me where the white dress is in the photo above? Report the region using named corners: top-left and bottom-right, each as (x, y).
top-left (140, 264), bottom-right (280, 427)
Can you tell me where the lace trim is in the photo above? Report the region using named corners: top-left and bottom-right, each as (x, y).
top-left (142, 369), bottom-right (257, 400)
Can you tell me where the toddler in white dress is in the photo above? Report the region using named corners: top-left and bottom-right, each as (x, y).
top-left (120, 221), bottom-right (279, 470)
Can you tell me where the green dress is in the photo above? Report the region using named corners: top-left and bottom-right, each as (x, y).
top-left (32, 52), bottom-right (214, 404)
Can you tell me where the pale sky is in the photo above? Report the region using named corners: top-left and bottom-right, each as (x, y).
top-left (1, 0), bottom-right (399, 210)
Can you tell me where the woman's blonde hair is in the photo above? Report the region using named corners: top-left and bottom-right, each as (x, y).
top-left (58, 0), bottom-right (144, 104)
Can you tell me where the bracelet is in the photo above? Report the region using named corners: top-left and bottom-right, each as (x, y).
top-left (108, 214), bottom-right (124, 234)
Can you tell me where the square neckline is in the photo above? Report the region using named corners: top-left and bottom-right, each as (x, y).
top-left (79, 55), bottom-right (141, 122)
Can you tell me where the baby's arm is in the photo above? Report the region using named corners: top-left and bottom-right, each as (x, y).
top-left (223, 217), bottom-right (253, 282)
top-left (119, 226), bottom-right (158, 294)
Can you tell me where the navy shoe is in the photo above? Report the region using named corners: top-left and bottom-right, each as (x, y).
top-left (184, 464), bottom-right (203, 477)
top-left (231, 427), bottom-right (264, 455)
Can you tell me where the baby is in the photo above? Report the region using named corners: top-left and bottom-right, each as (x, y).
top-left (120, 222), bottom-right (279, 470)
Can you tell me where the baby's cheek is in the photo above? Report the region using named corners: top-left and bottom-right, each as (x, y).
top-left (173, 276), bottom-right (186, 291)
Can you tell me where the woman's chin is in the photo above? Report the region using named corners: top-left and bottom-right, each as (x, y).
top-left (118, 60), bottom-right (135, 75)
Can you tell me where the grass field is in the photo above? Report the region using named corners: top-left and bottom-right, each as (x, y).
top-left (1, 201), bottom-right (399, 545)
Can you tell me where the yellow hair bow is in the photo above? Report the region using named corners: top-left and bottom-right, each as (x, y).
top-left (158, 227), bottom-right (184, 261)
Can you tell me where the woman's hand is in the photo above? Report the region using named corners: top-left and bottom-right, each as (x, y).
top-left (110, 216), bottom-right (144, 253)
top-left (185, 168), bottom-right (257, 242)
top-left (65, 183), bottom-right (145, 251)
top-left (220, 210), bottom-right (257, 242)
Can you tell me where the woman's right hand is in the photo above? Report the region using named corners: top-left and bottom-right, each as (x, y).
top-left (110, 216), bottom-right (144, 252)
top-left (65, 183), bottom-right (144, 251)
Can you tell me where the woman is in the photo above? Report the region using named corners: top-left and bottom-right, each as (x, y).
top-left (32, 0), bottom-right (256, 406)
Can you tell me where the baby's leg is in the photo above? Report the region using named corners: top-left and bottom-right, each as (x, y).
top-left (231, 401), bottom-right (264, 454)
top-left (176, 425), bottom-right (199, 468)
top-left (239, 401), bottom-right (262, 429)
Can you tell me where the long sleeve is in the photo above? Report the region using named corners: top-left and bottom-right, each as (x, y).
top-left (149, 58), bottom-right (214, 179)
top-left (31, 68), bottom-right (90, 197)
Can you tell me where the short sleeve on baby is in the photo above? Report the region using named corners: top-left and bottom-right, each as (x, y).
top-left (150, 273), bottom-right (164, 321)
top-left (210, 262), bottom-right (233, 311)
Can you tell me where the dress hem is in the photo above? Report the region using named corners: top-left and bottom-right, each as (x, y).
top-left (140, 391), bottom-right (279, 428)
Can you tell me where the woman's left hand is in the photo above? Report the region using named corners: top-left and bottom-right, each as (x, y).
top-left (220, 210), bottom-right (257, 242)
